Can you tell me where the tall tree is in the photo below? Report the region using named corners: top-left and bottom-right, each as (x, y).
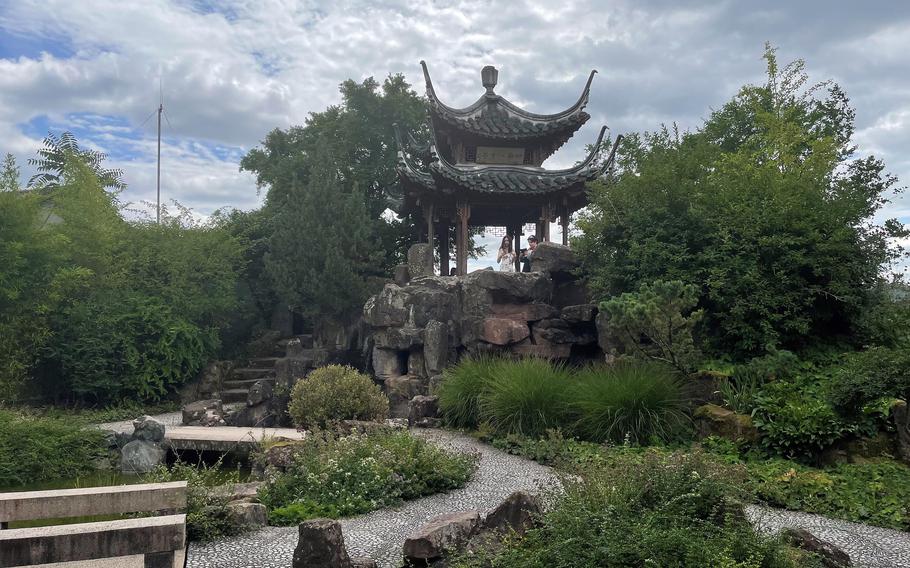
top-left (28, 131), bottom-right (125, 192)
top-left (0, 153), bottom-right (20, 191)
top-left (577, 45), bottom-right (907, 357)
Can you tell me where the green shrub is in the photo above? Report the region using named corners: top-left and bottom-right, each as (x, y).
top-left (257, 430), bottom-right (476, 525)
top-left (828, 346), bottom-right (910, 415)
top-left (569, 361), bottom-right (688, 444)
top-left (288, 365), bottom-right (389, 428)
top-left (751, 378), bottom-right (853, 459)
top-left (746, 459), bottom-right (910, 531)
top-left (720, 350), bottom-right (800, 414)
top-left (453, 449), bottom-right (817, 568)
top-left (146, 458), bottom-right (243, 542)
top-left (479, 358), bottom-right (571, 438)
top-left (437, 355), bottom-right (500, 428)
top-left (600, 280), bottom-right (703, 372)
top-left (0, 409), bottom-right (107, 487)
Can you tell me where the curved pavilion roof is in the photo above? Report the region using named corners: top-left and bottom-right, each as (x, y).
top-left (420, 61), bottom-right (596, 160)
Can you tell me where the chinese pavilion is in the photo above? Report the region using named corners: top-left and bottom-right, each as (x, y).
top-left (395, 61), bottom-right (621, 275)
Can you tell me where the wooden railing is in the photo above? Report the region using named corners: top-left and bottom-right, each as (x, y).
top-left (0, 481), bottom-right (187, 568)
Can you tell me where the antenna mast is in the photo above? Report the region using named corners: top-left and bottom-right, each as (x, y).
top-left (156, 81), bottom-right (163, 224)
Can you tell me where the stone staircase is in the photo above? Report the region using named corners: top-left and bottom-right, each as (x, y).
top-left (219, 334), bottom-right (316, 404)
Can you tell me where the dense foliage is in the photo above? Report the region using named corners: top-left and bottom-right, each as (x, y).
top-left (0, 152), bottom-right (242, 403)
top-left (577, 45), bottom-right (907, 358)
top-left (287, 365), bottom-right (389, 428)
top-left (257, 430), bottom-right (476, 525)
top-left (147, 459), bottom-right (245, 542)
top-left (439, 357), bottom-right (688, 443)
top-left (454, 449), bottom-right (820, 568)
top-left (0, 409), bottom-right (107, 487)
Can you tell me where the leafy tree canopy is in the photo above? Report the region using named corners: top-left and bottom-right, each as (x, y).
top-left (577, 44), bottom-right (908, 358)
top-left (27, 131), bottom-right (125, 192)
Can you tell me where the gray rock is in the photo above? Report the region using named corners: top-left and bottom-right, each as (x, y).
top-left (363, 284), bottom-right (410, 328)
top-left (182, 399), bottom-right (225, 427)
top-left (385, 375), bottom-right (426, 418)
top-left (247, 379), bottom-right (274, 407)
top-left (560, 303), bottom-right (597, 323)
top-left (408, 349), bottom-right (427, 378)
top-left (408, 395), bottom-right (439, 427)
top-left (407, 243), bottom-right (435, 278)
top-left (403, 510), bottom-right (481, 561)
top-left (226, 502), bottom-right (268, 530)
top-left (490, 303), bottom-right (558, 322)
top-left (350, 558), bottom-right (377, 568)
top-left (533, 318), bottom-right (577, 344)
top-left (121, 439), bottom-right (166, 474)
top-left (530, 242), bottom-right (580, 275)
top-left (481, 317), bottom-right (531, 345)
top-left (372, 327), bottom-right (424, 350)
top-left (393, 263), bottom-right (411, 286)
top-left (275, 357), bottom-right (314, 390)
top-left (423, 320), bottom-right (449, 375)
top-left (293, 518), bottom-right (353, 568)
top-left (484, 491), bottom-right (542, 535)
top-left (783, 528), bottom-right (852, 567)
top-left (462, 270), bottom-right (552, 304)
top-left (372, 347), bottom-right (404, 381)
top-left (594, 310), bottom-right (619, 361)
top-left (132, 415), bottom-right (165, 442)
top-left (226, 402), bottom-right (275, 428)
top-left (428, 374), bottom-right (445, 396)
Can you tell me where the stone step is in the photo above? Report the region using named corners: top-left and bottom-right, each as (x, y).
top-left (223, 377), bottom-right (276, 390)
top-left (230, 368), bottom-right (274, 380)
top-left (221, 388), bottom-right (250, 404)
top-left (248, 357), bottom-right (280, 368)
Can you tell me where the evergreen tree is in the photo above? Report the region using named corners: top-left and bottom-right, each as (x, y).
top-left (265, 147), bottom-right (378, 321)
top-left (0, 153), bottom-right (20, 191)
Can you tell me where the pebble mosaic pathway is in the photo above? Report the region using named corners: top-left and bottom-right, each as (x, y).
top-left (178, 426), bottom-right (910, 568)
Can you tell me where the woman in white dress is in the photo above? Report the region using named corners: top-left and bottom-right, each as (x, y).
top-left (496, 235), bottom-right (516, 272)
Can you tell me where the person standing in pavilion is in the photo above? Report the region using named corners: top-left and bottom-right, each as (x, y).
top-left (496, 235), bottom-right (516, 272)
top-left (520, 235), bottom-right (538, 272)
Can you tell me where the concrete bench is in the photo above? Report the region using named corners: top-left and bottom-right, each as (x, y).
top-left (0, 481), bottom-right (187, 568)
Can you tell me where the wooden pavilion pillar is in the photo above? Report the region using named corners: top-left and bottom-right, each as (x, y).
top-left (560, 203), bottom-right (570, 246)
top-left (423, 203), bottom-right (435, 248)
top-left (510, 222), bottom-right (522, 272)
top-left (438, 220), bottom-right (450, 276)
top-left (538, 204), bottom-right (551, 243)
top-left (455, 202), bottom-right (470, 276)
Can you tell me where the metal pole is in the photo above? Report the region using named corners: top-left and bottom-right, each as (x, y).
top-left (156, 102), bottom-right (162, 224)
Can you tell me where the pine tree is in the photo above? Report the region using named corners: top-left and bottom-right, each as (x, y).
top-left (265, 147), bottom-right (378, 322)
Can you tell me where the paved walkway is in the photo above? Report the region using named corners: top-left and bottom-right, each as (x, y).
top-left (186, 429), bottom-right (559, 568)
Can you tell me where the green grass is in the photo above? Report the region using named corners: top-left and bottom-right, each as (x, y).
top-left (569, 361), bottom-right (688, 444)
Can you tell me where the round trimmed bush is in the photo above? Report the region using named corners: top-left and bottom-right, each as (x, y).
top-left (288, 365), bottom-right (389, 428)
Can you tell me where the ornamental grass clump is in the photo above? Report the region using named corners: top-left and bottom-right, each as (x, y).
top-left (437, 354), bottom-right (501, 428)
top-left (479, 358), bottom-right (572, 438)
top-left (288, 364), bottom-right (388, 428)
top-left (569, 361), bottom-right (689, 444)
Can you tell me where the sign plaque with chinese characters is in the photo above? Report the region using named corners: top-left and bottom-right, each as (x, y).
top-left (476, 146), bottom-right (525, 165)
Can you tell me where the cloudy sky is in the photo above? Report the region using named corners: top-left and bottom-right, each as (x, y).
top-left (1, 0), bottom-right (908, 271)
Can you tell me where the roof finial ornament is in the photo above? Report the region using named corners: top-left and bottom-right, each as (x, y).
top-left (481, 65), bottom-right (498, 95)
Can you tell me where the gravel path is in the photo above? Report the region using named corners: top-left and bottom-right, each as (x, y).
top-left (132, 419), bottom-right (910, 568)
top-left (186, 428), bottom-right (560, 568)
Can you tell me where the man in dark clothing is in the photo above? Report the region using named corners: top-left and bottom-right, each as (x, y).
top-left (520, 235), bottom-right (538, 272)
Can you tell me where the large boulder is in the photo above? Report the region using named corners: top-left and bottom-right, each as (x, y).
top-left (594, 310), bottom-right (619, 361)
top-left (423, 320), bottom-right (449, 375)
top-left (408, 395), bottom-right (440, 427)
top-left (403, 510), bottom-right (481, 562)
top-left (385, 375), bottom-right (426, 418)
top-left (484, 491), bottom-right (542, 535)
top-left (462, 270), bottom-right (552, 304)
top-left (783, 528), bottom-right (852, 567)
top-left (694, 404), bottom-right (759, 443)
top-left (275, 357), bottom-right (312, 390)
top-left (407, 243), bottom-right (435, 278)
top-left (132, 415), bottom-right (166, 443)
top-left (293, 519), bottom-right (353, 568)
top-left (226, 502), bottom-right (268, 530)
top-left (560, 304), bottom-right (597, 323)
top-left (533, 318), bottom-right (578, 344)
top-left (393, 263), bottom-right (411, 286)
top-left (363, 284), bottom-right (410, 328)
top-left (372, 347), bottom-right (404, 381)
top-left (372, 327), bottom-right (424, 350)
top-left (481, 318), bottom-right (531, 345)
top-left (408, 349), bottom-right (427, 378)
top-left (121, 440), bottom-right (166, 474)
top-left (182, 399), bottom-right (225, 427)
top-left (530, 242), bottom-right (579, 276)
top-left (490, 303), bottom-right (558, 322)
top-left (687, 371), bottom-right (728, 407)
